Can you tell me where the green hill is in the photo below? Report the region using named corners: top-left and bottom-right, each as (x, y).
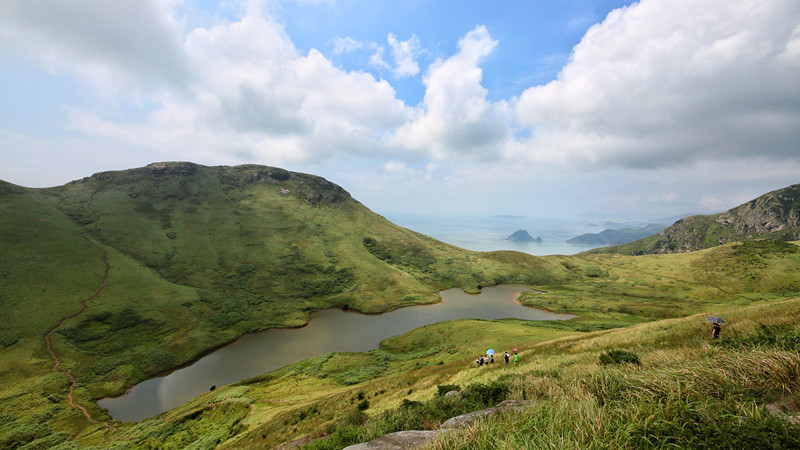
top-left (587, 183), bottom-right (800, 255)
top-left (1, 164), bottom-right (799, 449)
top-left (0, 162), bottom-right (572, 443)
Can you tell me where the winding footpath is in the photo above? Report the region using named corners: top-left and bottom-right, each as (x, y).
top-left (43, 235), bottom-right (110, 425)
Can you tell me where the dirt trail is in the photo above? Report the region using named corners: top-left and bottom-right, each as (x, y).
top-left (44, 236), bottom-right (110, 425)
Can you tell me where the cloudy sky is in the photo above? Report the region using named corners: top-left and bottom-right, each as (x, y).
top-left (1, 0), bottom-right (799, 221)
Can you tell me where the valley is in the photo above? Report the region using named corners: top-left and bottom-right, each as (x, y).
top-left (1, 164), bottom-right (799, 448)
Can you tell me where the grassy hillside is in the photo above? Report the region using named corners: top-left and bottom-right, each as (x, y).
top-left (49, 240), bottom-right (797, 449)
top-left (2, 164), bottom-right (800, 449)
top-left (0, 163), bottom-right (573, 446)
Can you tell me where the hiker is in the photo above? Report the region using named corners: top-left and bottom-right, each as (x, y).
top-left (513, 352), bottom-right (519, 364)
top-left (479, 355), bottom-right (485, 366)
top-left (711, 323), bottom-right (721, 339)
top-left (476, 356), bottom-right (481, 368)
top-left (490, 354), bottom-right (494, 364)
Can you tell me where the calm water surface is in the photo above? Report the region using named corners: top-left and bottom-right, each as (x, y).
top-left (99, 285), bottom-right (574, 422)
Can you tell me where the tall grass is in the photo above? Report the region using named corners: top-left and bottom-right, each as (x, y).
top-left (424, 303), bottom-right (800, 449)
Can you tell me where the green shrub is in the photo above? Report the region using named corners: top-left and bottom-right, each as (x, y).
top-left (0, 333), bottom-right (19, 349)
top-left (141, 348), bottom-right (175, 374)
top-left (0, 423), bottom-right (51, 448)
top-left (599, 350), bottom-right (641, 366)
top-left (437, 384), bottom-right (460, 396)
top-left (723, 324), bottom-right (800, 352)
top-left (17, 431), bottom-right (71, 450)
top-left (629, 400), bottom-right (799, 449)
top-left (583, 265), bottom-right (609, 278)
top-left (334, 365), bottom-right (387, 385)
top-left (461, 380), bottom-right (511, 407)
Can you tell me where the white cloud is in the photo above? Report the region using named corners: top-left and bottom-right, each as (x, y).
top-left (331, 36), bottom-right (363, 54)
top-left (46, 8), bottom-right (412, 165)
top-left (364, 33), bottom-right (422, 78)
top-left (514, 0), bottom-right (800, 169)
top-left (658, 193), bottom-right (678, 203)
top-left (387, 33), bottom-right (421, 77)
top-left (383, 161), bottom-right (407, 172)
top-left (0, 0), bottom-right (189, 96)
top-left (390, 26), bottom-right (511, 160)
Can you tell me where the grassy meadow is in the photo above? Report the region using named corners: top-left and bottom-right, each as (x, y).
top-left (1, 164), bottom-right (799, 448)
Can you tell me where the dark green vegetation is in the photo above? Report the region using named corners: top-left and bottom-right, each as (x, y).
top-left (567, 223), bottom-right (665, 245)
top-left (1, 165), bottom-right (799, 449)
top-left (589, 183), bottom-right (800, 255)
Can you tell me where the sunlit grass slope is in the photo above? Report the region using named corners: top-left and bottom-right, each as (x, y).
top-left (426, 298), bottom-right (800, 449)
top-left (59, 241), bottom-right (799, 449)
top-left (72, 281), bottom-right (800, 448)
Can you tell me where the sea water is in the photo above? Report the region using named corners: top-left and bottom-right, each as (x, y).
top-left (385, 213), bottom-right (603, 255)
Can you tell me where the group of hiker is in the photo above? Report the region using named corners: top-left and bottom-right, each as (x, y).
top-left (476, 351), bottom-right (518, 368)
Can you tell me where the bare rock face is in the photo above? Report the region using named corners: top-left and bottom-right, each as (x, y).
top-left (134, 162), bottom-right (199, 177)
top-left (716, 189), bottom-right (800, 236)
top-left (342, 400), bottom-right (534, 450)
top-left (343, 431), bottom-right (441, 450)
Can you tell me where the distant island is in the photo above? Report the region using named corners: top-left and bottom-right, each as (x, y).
top-left (495, 215), bottom-right (525, 219)
top-left (568, 223), bottom-right (665, 245)
top-left (507, 230), bottom-right (542, 242)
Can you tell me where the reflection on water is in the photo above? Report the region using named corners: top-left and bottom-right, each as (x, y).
top-left (99, 285), bottom-right (574, 422)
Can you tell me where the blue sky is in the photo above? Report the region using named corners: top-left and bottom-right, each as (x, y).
top-left (1, 0), bottom-right (799, 222)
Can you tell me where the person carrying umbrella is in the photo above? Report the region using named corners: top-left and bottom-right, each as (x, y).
top-left (707, 316), bottom-right (724, 339)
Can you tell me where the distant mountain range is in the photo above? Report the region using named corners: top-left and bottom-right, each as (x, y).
top-left (587, 183), bottom-right (800, 255)
top-left (585, 214), bottom-right (691, 229)
top-left (567, 223), bottom-right (666, 245)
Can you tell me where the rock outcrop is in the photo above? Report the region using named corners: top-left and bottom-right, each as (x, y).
top-left (343, 400), bottom-right (533, 450)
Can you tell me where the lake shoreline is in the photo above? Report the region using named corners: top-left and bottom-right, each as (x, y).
top-left (98, 284), bottom-right (576, 422)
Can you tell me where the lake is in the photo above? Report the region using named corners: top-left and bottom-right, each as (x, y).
top-left (98, 285), bottom-right (575, 422)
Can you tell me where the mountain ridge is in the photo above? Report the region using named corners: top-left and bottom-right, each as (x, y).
top-left (586, 183), bottom-right (800, 255)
